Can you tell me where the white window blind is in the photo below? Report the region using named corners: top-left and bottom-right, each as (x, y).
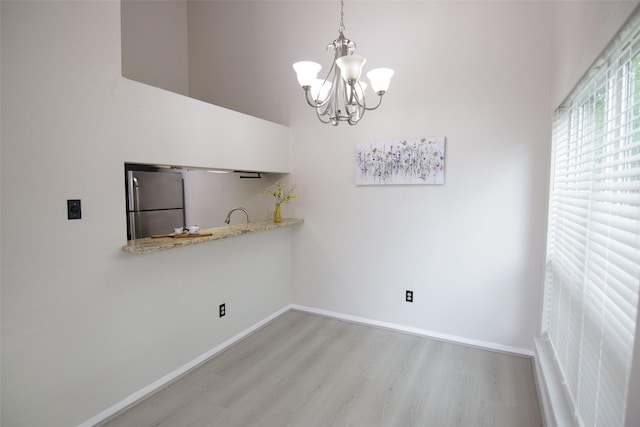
top-left (543, 9), bottom-right (640, 427)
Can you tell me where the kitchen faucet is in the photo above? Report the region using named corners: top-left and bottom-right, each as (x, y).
top-left (224, 207), bottom-right (250, 225)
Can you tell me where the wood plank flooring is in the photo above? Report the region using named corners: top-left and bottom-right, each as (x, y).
top-left (99, 310), bottom-right (542, 427)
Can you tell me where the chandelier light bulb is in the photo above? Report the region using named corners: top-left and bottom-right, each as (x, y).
top-left (335, 55), bottom-right (366, 82)
top-left (293, 61), bottom-right (322, 87)
top-left (367, 68), bottom-right (395, 94)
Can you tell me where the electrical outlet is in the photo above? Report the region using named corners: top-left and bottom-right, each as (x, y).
top-left (219, 303), bottom-right (226, 317)
top-left (406, 290), bottom-right (414, 303)
top-left (67, 199), bottom-right (81, 220)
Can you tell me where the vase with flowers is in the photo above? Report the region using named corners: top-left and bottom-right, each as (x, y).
top-left (264, 182), bottom-right (297, 223)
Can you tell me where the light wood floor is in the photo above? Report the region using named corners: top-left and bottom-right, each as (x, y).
top-left (100, 310), bottom-right (542, 427)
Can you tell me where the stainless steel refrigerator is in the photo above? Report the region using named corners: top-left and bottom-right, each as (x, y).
top-left (126, 168), bottom-right (185, 240)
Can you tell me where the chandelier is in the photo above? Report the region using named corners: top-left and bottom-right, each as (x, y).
top-left (292, 0), bottom-right (394, 126)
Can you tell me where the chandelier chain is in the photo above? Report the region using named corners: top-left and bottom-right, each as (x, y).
top-left (339, 0), bottom-right (345, 34)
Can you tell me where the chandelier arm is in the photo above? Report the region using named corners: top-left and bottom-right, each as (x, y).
top-left (345, 95), bottom-right (365, 125)
top-left (347, 112), bottom-right (362, 125)
top-left (351, 81), bottom-right (366, 108)
top-left (314, 98), bottom-right (332, 109)
top-left (316, 97), bottom-right (334, 118)
top-left (302, 88), bottom-right (319, 108)
top-left (345, 82), bottom-right (355, 105)
top-left (364, 93), bottom-right (384, 111)
top-left (313, 68), bottom-right (336, 110)
top-left (348, 115), bottom-right (360, 125)
top-left (305, 86), bottom-right (333, 110)
top-left (330, 71), bottom-right (346, 123)
top-left (315, 80), bottom-right (336, 123)
top-left (316, 108), bottom-right (332, 124)
top-left (345, 81), bottom-right (365, 124)
top-left (341, 80), bottom-right (351, 118)
top-left (347, 102), bottom-right (364, 125)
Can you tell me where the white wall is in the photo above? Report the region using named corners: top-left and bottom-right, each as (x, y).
top-left (187, 0), bottom-right (308, 125)
top-left (0, 2), bottom-right (292, 426)
top-left (121, 0), bottom-right (190, 97)
top-left (191, 1), bottom-right (553, 352)
top-left (185, 1), bottom-right (554, 353)
top-left (287, 1), bottom-right (553, 353)
top-left (192, 0), bottom-right (638, 356)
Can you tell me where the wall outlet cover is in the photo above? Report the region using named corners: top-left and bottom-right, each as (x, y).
top-left (406, 290), bottom-right (414, 303)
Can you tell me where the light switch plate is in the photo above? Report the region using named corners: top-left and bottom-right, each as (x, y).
top-left (67, 199), bottom-right (81, 220)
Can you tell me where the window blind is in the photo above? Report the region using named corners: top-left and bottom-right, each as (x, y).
top-left (543, 9), bottom-right (640, 427)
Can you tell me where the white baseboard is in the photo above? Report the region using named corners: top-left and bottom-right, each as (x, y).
top-left (291, 304), bottom-right (534, 357)
top-left (79, 305), bottom-right (291, 427)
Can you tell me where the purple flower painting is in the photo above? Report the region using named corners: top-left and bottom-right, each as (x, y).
top-left (355, 136), bottom-right (446, 185)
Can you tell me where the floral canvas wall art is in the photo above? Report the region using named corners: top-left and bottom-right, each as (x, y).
top-left (355, 136), bottom-right (446, 185)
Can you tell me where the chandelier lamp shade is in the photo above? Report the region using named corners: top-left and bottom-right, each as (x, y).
top-left (292, 0), bottom-right (394, 126)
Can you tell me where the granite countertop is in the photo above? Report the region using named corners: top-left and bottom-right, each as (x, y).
top-left (122, 218), bottom-right (304, 254)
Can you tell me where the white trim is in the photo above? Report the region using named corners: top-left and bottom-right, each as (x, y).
top-left (291, 304), bottom-right (534, 357)
top-left (78, 305), bottom-right (291, 427)
top-left (533, 336), bottom-right (576, 427)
